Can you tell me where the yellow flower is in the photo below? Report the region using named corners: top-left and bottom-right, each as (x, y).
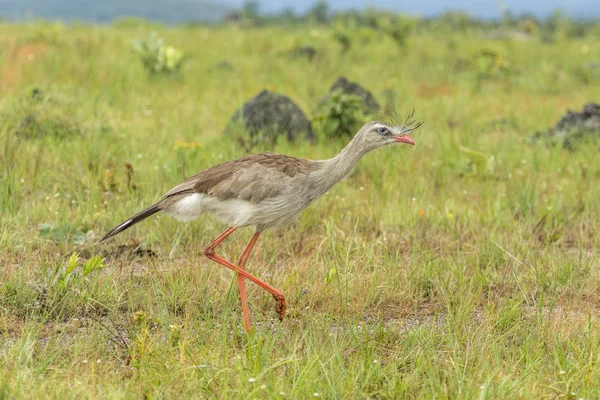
top-left (174, 140), bottom-right (202, 150)
top-left (447, 213), bottom-right (454, 218)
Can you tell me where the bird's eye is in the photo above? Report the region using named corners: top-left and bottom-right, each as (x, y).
top-left (377, 127), bottom-right (389, 135)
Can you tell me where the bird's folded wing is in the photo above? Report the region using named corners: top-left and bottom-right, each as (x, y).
top-left (161, 152), bottom-right (319, 204)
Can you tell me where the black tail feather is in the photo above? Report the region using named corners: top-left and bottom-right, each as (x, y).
top-left (100, 203), bottom-right (160, 242)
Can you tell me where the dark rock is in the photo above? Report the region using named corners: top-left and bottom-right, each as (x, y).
top-left (583, 103), bottom-right (600, 117)
top-left (226, 90), bottom-right (314, 144)
top-left (322, 77), bottom-right (380, 114)
top-left (531, 102), bottom-right (600, 149)
top-left (553, 102), bottom-right (600, 133)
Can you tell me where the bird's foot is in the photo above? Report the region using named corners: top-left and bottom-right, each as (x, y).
top-left (273, 295), bottom-right (287, 321)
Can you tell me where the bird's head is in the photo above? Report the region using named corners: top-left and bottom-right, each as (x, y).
top-left (355, 113), bottom-right (421, 151)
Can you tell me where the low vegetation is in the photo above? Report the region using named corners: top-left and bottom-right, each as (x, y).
top-left (0, 10), bottom-right (599, 399)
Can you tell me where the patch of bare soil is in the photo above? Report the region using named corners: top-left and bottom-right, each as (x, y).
top-left (1, 42), bottom-right (48, 90)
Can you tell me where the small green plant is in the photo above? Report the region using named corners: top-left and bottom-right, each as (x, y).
top-left (54, 253), bottom-right (108, 289)
top-left (458, 145), bottom-right (496, 177)
top-left (313, 90), bottom-right (370, 140)
top-left (132, 33), bottom-right (185, 75)
top-left (333, 29), bottom-right (352, 53)
top-left (475, 49), bottom-right (515, 82)
top-left (331, 17), bottom-right (355, 53)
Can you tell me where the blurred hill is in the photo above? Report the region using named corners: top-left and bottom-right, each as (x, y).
top-left (0, 0), bottom-right (598, 23)
top-left (0, 0), bottom-right (231, 23)
top-left (253, 0), bottom-right (600, 20)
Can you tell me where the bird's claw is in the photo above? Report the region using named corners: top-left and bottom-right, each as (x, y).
top-left (273, 295), bottom-right (287, 321)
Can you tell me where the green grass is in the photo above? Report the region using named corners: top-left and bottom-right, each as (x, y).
top-left (1, 21), bottom-right (599, 398)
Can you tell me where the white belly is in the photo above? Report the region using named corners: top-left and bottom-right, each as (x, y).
top-left (164, 193), bottom-right (259, 227)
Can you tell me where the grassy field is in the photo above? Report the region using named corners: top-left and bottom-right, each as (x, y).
top-left (1, 20), bottom-right (599, 398)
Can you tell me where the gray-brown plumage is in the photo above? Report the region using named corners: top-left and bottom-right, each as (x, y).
top-left (164, 153), bottom-right (319, 202)
top-left (100, 118), bottom-right (420, 332)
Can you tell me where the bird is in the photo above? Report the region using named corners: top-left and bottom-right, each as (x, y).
top-left (100, 116), bottom-right (421, 332)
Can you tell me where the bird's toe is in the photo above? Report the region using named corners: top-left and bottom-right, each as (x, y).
top-left (273, 295), bottom-right (287, 321)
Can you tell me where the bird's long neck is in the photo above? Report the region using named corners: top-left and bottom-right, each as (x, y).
top-left (312, 135), bottom-right (369, 193)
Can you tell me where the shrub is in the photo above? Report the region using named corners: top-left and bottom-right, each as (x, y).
top-left (132, 33), bottom-right (185, 75)
top-left (313, 90), bottom-right (371, 140)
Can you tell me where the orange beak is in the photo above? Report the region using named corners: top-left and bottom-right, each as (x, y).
top-left (394, 135), bottom-right (416, 146)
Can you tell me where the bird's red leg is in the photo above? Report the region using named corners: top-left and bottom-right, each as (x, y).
top-left (204, 227), bottom-right (237, 250)
top-left (235, 232), bottom-right (261, 333)
top-left (203, 229), bottom-right (287, 326)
